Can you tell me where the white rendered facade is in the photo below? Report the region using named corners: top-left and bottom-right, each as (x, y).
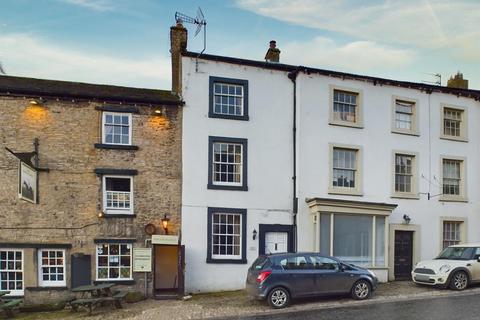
top-left (181, 54), bottom-right (480, 292)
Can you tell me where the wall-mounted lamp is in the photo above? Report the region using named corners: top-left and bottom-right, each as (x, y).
top-left (29, 98), bottom-right (46, 107)
top-left (252, 229), bottom-right (257, 240)
top-left (97, 211), bottom-right (105, 219)
top-left (153, 107), bottom-right (165, 116)
top-left (161, 214), bottom-right (170, 234)
top-left (403, 214), bottom-right (411, 224)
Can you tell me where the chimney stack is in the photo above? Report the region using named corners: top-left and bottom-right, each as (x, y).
top-left (447, 72), bottom-right (468, 89)
top-left (170, 22), bottom-right (188, 95)
top-left (265, 40), bottom-right (280, 63)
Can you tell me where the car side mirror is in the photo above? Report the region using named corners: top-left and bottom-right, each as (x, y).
top-left (339, 264), bottom-right (346, 272)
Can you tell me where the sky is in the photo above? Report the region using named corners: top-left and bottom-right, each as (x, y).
top-left (0, 0), bottom-right (479, 90)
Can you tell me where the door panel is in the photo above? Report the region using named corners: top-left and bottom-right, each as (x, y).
top-left (309, 255), bottom-right (355, 294)
top-left (265, 232), bottom-right (288, 254)
top-left (278, 255), bottom-right (315, 297)
top-left (71, 254), bottom-right (91, 289)
top-left (470, 247), bottom-right (480, 281)
top-left (154, 245), bottom-right (179, 290)
top-left (394, 231), bottom-right (413, 280)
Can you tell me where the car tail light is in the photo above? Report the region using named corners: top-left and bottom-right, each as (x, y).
top-left (256, 271), bottom-right (272, 284)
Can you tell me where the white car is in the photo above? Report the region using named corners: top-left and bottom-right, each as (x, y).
top-left (411, 243), bottom-right (480, 290)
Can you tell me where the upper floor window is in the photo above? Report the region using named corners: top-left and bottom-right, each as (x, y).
top-left (103, 176), bottom-right (133, 215)
top-left (441, 157), bottom-right (466, 202)
top-left (209, 77), bottom-right (249, 120)
top-left (329, 86), bottom-right (363, 128)
top-left (441, 105), bottom-right (467, 142)
top-left (329, 144), bottom-right (362, 196)
top-left (102, 112), bottom-right (132, 145)
top-left (392, 97), bottom-right (419, 136)
top-left (208, 137), bottom-right (248, 191)
top-left (443, 221), bottom-right (462, 249)
top-left (392, 152), bottom-right (419, 199)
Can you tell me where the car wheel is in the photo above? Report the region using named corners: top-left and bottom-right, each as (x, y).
top-left (450, 271), bottom-right (469, 290)
top-left (267, 287), bottom-right (290, 309)
top-left (351, 280), bottom-right (371, 300)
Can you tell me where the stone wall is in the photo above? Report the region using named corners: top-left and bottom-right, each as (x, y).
top-left (0, 95), bottom-right (182, 299)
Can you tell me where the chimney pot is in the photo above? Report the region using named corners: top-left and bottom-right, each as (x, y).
top-left (265, 40), bottom-right (280, 63)
top-left (447, 71), bottom-right (468, 89)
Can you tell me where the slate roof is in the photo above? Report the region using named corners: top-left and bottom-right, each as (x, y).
top-left (0, 75), bottom-right (181, 105)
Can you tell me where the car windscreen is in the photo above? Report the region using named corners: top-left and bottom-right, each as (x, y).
top-left (251, 256), bottom-right (270, 270)
top-left (436, 247), bottom-right (474, 260)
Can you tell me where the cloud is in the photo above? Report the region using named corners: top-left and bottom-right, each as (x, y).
top-left (281, 37), bottom-right (415, 72)
top-left (59, 0), bottom-right (114, 12)
top-left (236, 0), bottom-right (480, 57)
top-left (0, 33), bottom-right (171, 89)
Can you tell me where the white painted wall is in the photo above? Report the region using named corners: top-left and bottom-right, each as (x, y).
top-left (182, 55), bottom-right (480, 292)
top-left (181, 57), bottom-right (294, 292)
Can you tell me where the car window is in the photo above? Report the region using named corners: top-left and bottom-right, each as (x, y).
top-left (310, 256), bottom-right (339, 271)
top-left (279, 255), bottom-right (312, 270)
top-left (251, 256), bottom-right (271, 270)
top-left (474, 248), bottom-right (480, 260)
top-left (437, 247), bottom-right (474, 260)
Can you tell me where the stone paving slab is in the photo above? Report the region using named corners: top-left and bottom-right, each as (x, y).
top-left (5, 282), bottom-right (480, 320)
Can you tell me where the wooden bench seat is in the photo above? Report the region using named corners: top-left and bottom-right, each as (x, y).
top-left (0, 299), bottom-right (22, 318)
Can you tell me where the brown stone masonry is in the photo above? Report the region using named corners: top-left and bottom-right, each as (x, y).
top-left (0, 79), bottom-right (182, 300)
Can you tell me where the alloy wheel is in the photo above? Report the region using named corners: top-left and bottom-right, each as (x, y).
top-left (353, 281), bottom-right (370, 299)
top-left (270, 289), bottom-right (287, 307)
top-left (452, 271), bottom-right (468, 290)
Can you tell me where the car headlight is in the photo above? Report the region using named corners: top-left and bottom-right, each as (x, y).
top-left (439, 265), bottom-right (451, 273)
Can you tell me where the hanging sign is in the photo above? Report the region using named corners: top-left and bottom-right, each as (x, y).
top-left (133, 248), bottom-right (152, 272)
top-left (19, 162), bottom-right (37, 204)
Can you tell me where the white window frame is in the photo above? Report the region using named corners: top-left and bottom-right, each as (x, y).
top-left (213, 82), bottom-right (245, 117)
top-left (440, 104), bottom-right (468, 142)
top-left (440, 156), bottom-right (467, 202)
top-left (329, 85), bottom-right (363, 128)
top-left (0, 249), bottom-right (24, 296)
top-left (391, 150), bottom-right (419, 199)
top-left (38, 249), bottom-right (66, 287)
top-left (391, 96), bottom-right (419, 136)
top-left (329, 143), bottom-right (363, 196)
top-left (101, 112), bottom-right (133, 145)
top-left (439, 217), bottom-right (467, 251)
top-left (211, 212), bottom-right (243, 260)
top-left (96, 243), bottom-right (133, 281)
top-left (102, 175), bottom-right (134, 215)
top-left (212, 142), bottom-right (243, 187)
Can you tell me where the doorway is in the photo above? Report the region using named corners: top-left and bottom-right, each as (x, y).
top-left (394, 230), bottom-right (413, 280)
top-left (259, 224), bottom-right (294, 255)
top-left (154, 244), bottom-right (184, 299)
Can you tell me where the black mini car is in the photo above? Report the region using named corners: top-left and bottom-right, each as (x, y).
top-left (246, 252), bottom-right (378, 308)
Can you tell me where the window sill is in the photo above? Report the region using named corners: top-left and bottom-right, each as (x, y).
top-left (391, 193), bottom-right (420, 200)
top-left (104, 214), bottom-right (136, 218)
top-left (207, 184), bottom-right (248, 191)
top-left (94, 280), bottom-right (135, 285)
top-left (439, 196), bottom-right (468, 203)
top-left (94, 143), bottom-right (139, 150)
top-left (206, 258), bottom-right (247, 264)
top-left (440, 136), bottom-right (468, 143)
top-left (328, 121), bottom-right (364, 129)
top-left (391, 129), bottom-right (420, 137)
top-left (208, 113), bottom-right (249, 121)
top-left (26, 286), bottom-right (68, 291)
top-left (328, 189), bottom-right (363, 196)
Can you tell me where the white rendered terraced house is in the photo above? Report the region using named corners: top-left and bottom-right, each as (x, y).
top-left (169, 22), bottom-right (480, 292)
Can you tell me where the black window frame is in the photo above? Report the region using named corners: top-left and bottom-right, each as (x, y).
top-left (206, 207), bottom-right (247, 264)
top-left (208, 136), bottom-right (248, 191)
top-left (209, 76), bottom-right (249, 121)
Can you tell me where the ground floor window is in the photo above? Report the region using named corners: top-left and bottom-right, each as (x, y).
top-left (207, 207), bottom-right (247, 263)
top-left (443, 221), bottom-right (462, 248)
top-left (38, 249), bottom-right (66, 287)
top-left (96, 244), bottom-right (132, 280)
top-left (320, 214), bottom-right (385, 267)
top-left (0, 249), bottom-right (23, 296)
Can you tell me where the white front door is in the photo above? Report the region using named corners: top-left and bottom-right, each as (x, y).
top-left (265, 232), bottom-right (288, 254)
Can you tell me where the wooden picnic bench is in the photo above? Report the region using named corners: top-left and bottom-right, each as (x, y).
top-left (0, 291), bottom-right (22, 319)
top-left (70, 284), bottom-right (127, 315)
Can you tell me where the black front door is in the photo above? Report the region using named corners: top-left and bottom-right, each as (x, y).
top-left (394, 231), bottom-right (413, 280)
top-left (71, 254), bottom-right (91, 288)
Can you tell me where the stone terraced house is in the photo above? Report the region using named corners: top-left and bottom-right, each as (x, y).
top-left (0, 76), bottom-right (183, 302)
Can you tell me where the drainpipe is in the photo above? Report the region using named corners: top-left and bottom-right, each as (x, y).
top-left (287, 67), bottom-right (301, 252)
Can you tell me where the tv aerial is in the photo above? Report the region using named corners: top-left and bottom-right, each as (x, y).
top-left (0, 61), bottom-right (5, 75)
top-left (422, 73), bottom-right (441, 86)
top-left (175, 8), bottom-right (207, 71)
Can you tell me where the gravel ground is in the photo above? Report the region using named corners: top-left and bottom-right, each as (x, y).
top-left (5, 282), bottom-right (480, 320)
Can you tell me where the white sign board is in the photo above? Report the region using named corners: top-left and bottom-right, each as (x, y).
top-left (151, 235), bottom-right (179, 245)
top-left (19, 162), bottom-right (37, 203)
top-left (133, 248), bottom-right (152, 272)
